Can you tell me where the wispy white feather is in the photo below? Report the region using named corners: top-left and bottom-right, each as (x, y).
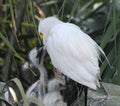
top-left (43, 78), bottom-right (67, 106)
top-left (38, 16), bottom-right (107, 90)
top-left (28, 47), bottom-right (47, 100)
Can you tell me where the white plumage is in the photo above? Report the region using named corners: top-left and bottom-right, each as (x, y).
top-left (38, 16), bottom-right (104, 90)
top-left (27, 47), bottom-right (47, 101)
top-left (43, 78), bottom-right (67, 106)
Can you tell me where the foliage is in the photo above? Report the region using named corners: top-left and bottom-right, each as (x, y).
top-left (0, 0), bottom-right (120, 105)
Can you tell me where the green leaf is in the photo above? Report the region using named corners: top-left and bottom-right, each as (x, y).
top-left (29, 0), bottom-right (42, 45)
top-left (9, 78), bottom-right (29, 106)
top-left (100, 22), bottom-right (114, 49)
top-left (0, 32), bottom-right (25, 62)
top-left (0, 82), bottom-right (6, 93)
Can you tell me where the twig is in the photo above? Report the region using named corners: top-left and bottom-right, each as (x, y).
top-left (33, 1), bottom-right (45, 18)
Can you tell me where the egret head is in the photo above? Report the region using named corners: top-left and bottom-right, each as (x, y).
top-left (38, 16), bottom-right (62, 44)
top-left (29, 47), bottom-right (39, 67)
top-left (48, 78), bottom-right (65, 92)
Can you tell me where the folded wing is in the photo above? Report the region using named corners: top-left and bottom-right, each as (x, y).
top-left (46, 23), bottom-right (102, 90)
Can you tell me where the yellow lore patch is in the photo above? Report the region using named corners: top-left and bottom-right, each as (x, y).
top-left (39, 32), bottom-right (43, 40)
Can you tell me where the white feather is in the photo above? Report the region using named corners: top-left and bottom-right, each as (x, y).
top-left (43, 78), bottom-right (67, 106)
top-left (43, 92), bottom-right (67, 106)
top-left (28, 47), bottom-right (47, 99)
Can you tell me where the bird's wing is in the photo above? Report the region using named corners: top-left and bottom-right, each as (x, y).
top-left (46, 23), bottom-right (101, 89)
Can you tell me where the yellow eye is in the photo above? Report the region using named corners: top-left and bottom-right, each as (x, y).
top-left (39, 32), bottom-right (43, 40)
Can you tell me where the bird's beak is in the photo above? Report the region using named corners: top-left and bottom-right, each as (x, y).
top-left (39, 32), bottom-right (43, 40)
top-left (39, 32), bottom-right (44, 47)
top-left (36, 47), bottom-right (46, 63)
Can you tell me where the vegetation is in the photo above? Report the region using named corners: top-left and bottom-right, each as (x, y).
top-left (0, 0), bottom-right (120, 105)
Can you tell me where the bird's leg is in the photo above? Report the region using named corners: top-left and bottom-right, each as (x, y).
top-left (100, 82), bottom-right (110, 100)
top-left (77, 84), bottom-right (84, 97)
top-left (76, 84), bottom-right (87, 106)
top-left (65, 76), bottom-right (70, 106)
top-left (65, 76), bottom-right (70, 93)
top-left (84, 86), bottom-right (88, 106)
top-left (36, 47), bottom-right (44, 63)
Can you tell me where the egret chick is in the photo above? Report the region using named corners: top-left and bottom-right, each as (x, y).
top-left (28, 47), bottom-right (47, 100)
top-left (38, 16), bottom-right (105, 90)
top-left (43, 78), bottom-right (67, 106)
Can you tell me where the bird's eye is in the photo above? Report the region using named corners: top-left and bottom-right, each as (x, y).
top-left (39, 32), bottom-right (43, 40)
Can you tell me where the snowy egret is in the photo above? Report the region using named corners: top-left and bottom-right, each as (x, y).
top-left (28, 47), bottom-right (47, 100)
top-left (43, 78), bottom-right (67, 106)
top-left (38, 16), bottom-right (105, 90)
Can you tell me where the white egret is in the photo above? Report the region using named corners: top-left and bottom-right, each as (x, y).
top-left (43, 78), bottom-right (67, 106)
top-left (38, 16), bottom-right (106, 90)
